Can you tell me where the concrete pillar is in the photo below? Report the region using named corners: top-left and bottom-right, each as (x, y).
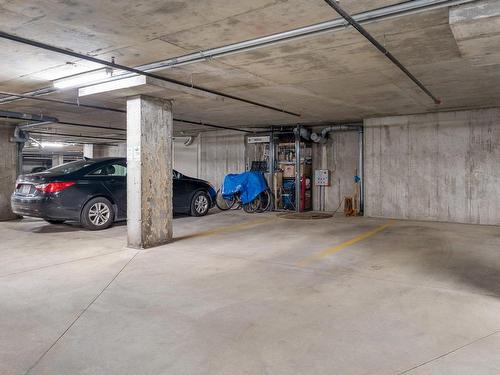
top-left (51, 154), bottom-right (64, 167)
top-left (0, 125), bottom-right (18, 220)
top-left (126, 95), bottom-right (173, 248)
top-left (83, 144), bottom-right (94, 158)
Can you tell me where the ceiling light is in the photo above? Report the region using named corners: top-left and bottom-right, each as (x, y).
top-left (40, 141), bottom-right (65, 148)
top-left (53, 68), bottom-right (114, 89)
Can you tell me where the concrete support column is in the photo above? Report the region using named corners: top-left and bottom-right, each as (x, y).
top-left (0, 125), bottom-right (18, 220)
top-left (126, 95), bottom-right (173, 249)
top-left (51, 154), bottom-right (64, 167)
top-left (83, 144), bottom-right (94, 158)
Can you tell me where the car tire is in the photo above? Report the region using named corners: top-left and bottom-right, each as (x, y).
top-left (44, 219), bottom-right (65, 224)
top-left (190, 191), bottom-right (210, 217)
top-left (81, 197), bottom-right (115, 230)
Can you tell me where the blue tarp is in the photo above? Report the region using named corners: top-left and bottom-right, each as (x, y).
top-left (221, 171), bottom-right (268, 204)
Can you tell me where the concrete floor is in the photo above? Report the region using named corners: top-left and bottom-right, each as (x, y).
top-left (1, 211), bottom-right (500, 375)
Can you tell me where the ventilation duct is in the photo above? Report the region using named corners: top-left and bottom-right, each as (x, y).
top-left (310, 124), bottom-right (361, 143)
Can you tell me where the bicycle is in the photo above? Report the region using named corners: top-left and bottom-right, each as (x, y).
top-left (216, 188), bottom-right (273, 213)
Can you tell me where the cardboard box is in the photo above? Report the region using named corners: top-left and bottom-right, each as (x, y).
top-left (302, 164), bottom-right (312, 177)
top-left (282, 165), bottom-right (295, 178)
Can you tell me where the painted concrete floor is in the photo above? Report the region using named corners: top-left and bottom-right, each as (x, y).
top-left (1, 211), bottom-right (500, 375)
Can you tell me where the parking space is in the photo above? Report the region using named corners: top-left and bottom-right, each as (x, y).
top-left (2, 212), bottom-right (500, 374)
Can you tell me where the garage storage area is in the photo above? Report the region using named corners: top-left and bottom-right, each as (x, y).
top-left (0, 1), bottom-right (499, 374)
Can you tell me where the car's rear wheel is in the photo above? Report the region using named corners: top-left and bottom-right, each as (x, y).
top-left (81, 197), bottom-right (114, 230)
top-left (190, 191), bottom-right (210, 217)
top-left (44, 219), bottom-right (65, 224)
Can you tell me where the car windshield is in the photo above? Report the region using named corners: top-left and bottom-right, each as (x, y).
top-left (45, 160), bottom-right (95, 175)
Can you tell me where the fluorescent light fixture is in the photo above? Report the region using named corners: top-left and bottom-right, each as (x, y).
top-left (53, 68), bottom-right (114, 89)
top-left (41, 141), bottom-right (65, 148)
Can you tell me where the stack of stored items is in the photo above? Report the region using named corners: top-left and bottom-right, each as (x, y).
top-left (274, 140), bottom-right (313, 211)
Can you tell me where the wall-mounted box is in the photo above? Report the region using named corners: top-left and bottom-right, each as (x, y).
top-left (314, 169), bottom-right (330, 186)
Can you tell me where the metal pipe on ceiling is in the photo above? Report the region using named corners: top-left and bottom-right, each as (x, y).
top-left (0, 91), bottom-right (254, 133)
top-left (310, 124), bottom-right (361, 143)
top-left (0, 0), bottom-right (472, 107)
top-left (127, 0), bottom-right (472, 72)
top-left (0, 110), bottom-right (58, 123)
top-left (50, 121), bottom-right (125, 132)
top-left (0, 110), bottom-right (125, 132)
top-left (17, 120), bottom-right (125, 132)
top-left (174, 118), bottom-right (253, 133)
top-left (0, 91), bottom-right (125, 113)
top-left (322, 0), bottom-right (441, 104)
top-left (1, 110), bottom-right (127, 154)
top-left (28, 131), bottom-right (126, 142)
top-left (0, 31), bottom-right (300, 117)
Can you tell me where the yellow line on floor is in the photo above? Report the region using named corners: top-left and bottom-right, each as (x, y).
top-left (298, 220), bottom-right (396, 267)
top-left (176, 216), bottom-right (276, 241)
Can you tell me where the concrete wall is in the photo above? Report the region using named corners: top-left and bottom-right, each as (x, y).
top-left (0, 125), bottom-right (18, 220)
top-left (198, 131), bottom-right (246, 188)
top-left (93, 144), bottom-right (126, 158)
top-left (173, 137), bottom-right (199, 178)
top-left (365, 107), bottom-right (500, 225)
top-left (86, 133), bottom-right (244, 189)
top-left (185, 129), bottom-right (359, 208)
top-left (312, 131), bottom-right (359, 212)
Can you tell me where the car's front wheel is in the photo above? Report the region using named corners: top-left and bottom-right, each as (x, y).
top-left (190, 191), bottom-right (210, 217)
top-left (81, 197), bottom-right (115, 230)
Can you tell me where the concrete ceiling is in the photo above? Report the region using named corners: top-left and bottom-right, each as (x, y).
top-left (0, 0), bottom-right (498, 140)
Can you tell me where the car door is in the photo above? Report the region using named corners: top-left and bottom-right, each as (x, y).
top-left (87, 161), bottom-right (127, 219)
top-left (172, 170), bottom-right (190, 213)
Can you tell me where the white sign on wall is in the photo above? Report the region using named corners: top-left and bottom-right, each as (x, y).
top-left (247, 136), bottom-right (270, 144)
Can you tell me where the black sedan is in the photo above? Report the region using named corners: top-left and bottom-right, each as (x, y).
top-left (11, 157), bottom-right (216, 230)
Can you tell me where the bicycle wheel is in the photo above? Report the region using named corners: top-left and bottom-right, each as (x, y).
top-left (257, 189), bottom-right (273, 212)
top-left (243, 196), bottom-right (261, 213)
top-left (215, 189), bottom-right (236, 210)
top-left (230, 201), bottom-right (242, 210)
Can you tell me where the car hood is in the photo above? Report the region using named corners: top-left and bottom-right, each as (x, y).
top-left (180, 176), bottom-right (209, 185)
